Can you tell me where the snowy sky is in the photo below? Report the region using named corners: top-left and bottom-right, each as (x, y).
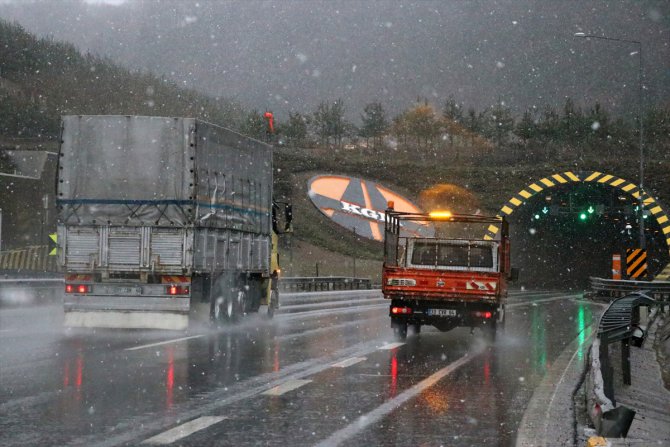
top-left (0, 0), bottom-right (668, 121)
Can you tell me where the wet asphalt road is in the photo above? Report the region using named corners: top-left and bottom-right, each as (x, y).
top-left (0, 288), bottom-right (600, 446)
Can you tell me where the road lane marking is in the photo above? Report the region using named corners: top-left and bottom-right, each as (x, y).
top-left (69, 338), bottom-right (396, 446)
top-left (507, 294), bottom-right (579, 309)
top-left (331, 357), bottom-right (367, 368)
top-left (314, 346), bottom-right (484, 447)
top-left (262, 379), bottom-right (312, 396)
top-left (274, 316), bottom-right (386, 342)
top-left (515, 325), bottom-right (596, 447)
top-left (378, 342), bottom-right (405, 350)
top-left (125, 335), bottom-right (203, 351)
top-left (142, 416), bottom-right (226, 445)
top-left (278, 303), bottom-right (387, 321)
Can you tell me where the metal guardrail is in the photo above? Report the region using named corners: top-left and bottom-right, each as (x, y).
top-left (279, 277), bottom-right (372, 293)
top-left (588, 277), bottom-right (670, 301)
top-left (597, 292), bottom-right (656, 397)
top-left (587, 291), bottom-right (657, 438)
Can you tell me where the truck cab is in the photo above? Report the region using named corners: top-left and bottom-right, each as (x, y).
top-left (382, 204), bottom-right (515, 340)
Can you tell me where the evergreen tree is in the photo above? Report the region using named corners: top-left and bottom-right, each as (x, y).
top-left (239, 109), bottom-right (266, 141)
top-left (360, 102), bottom-right (388, 150)
top-left (515, 109), bottom-right (538, 143)
top-left (442, 96), bottom-right (463, 123)
top-left (281, 111), bottom-right (308, 147)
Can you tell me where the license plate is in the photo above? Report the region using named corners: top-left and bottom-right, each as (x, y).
top-left (428, 308), bottom-right (457, 317)
top-left (115, 286), bottom-right (142, 295)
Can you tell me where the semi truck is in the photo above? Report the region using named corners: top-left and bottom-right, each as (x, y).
top-left (382, 204), bottom-right (516, 340)
top-left (56, 115), bottom-right (291, 330)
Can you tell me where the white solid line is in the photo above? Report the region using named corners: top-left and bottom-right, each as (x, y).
top-left (378, 342), bottom-right (405, 350)
top-left (262, 379), bottom-right (312, 396)
top-left (142, 416), bottom-right (226, 445)
top-left (314, 347), bottom-right (484, 447)
top-left (331, 357), bottom-right (367, 368)
top-left (125, 335), bottom-right (203, 351)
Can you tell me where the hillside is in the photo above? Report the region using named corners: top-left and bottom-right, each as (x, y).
top-left (0, 20), bottom-right (244, 139)
top-left (2, 20), bottom-right (670, 286)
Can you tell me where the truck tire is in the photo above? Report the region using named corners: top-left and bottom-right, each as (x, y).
top-left (484, 319), bottom-right (497, 342)
top-left (267, 290), bottom-right (278, 319)
top-left (392, 320), bottom-right (408, 341)
top-left (212, 285), bottom-right (242, 325)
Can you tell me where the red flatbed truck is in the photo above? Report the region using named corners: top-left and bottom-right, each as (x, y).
top-left (382, 204), bottom-right (517, 340)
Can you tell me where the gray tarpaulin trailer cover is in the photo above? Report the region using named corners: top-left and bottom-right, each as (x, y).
top-left (57, 115), bottom-right (272, 235)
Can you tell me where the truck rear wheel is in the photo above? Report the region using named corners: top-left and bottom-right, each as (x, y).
top-left (484, 319), bottom-right (497, 342)
top-left (392, 320), bottom-right (408, 341)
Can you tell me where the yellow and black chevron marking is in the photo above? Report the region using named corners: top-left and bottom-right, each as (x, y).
top-left (0, 245), bottom-right (58, 271)
top-left (655, 262), bottom-right (670, 281)
top-left (626, 248), bottom-right (647, 279)
top-left (484, 171), bottom-right (670, 256)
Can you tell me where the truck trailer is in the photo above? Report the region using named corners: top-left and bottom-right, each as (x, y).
top-left (56, 115), bottom-right (291, 330)
top-left (382, 204), bottom-right (516, 340)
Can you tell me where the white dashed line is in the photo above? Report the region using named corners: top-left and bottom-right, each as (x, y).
top-left (125, 335), bottom-right (204, 351)
top-left (378, 342), bottom-right (405, 350)
top-left (331, 357), bottom-right (367, 368)
top-left (262, 379), bottom-right (313, 396)
top-left (142, 416), bottom-right (226, 445)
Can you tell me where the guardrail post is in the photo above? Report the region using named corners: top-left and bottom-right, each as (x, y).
top-left (600, 338), bottom-right (616, 405)
top-left (621, 338), bottom-right (631, 386)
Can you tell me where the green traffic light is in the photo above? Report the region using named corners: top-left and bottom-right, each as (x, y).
top-left (579, 212), bottom-right (587, 221)
top-left (534, 214), bottom-right (540, 220)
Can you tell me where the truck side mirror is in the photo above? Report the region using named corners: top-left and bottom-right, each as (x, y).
top-left (284, 204), bottom-right (293, 233)
top-left (509, 267), bottom-right (519, 282)
top-left (272, 201), bottom-right (293, 234)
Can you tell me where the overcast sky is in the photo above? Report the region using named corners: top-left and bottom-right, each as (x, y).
top-left (1, 0), bottom-right (668, 122)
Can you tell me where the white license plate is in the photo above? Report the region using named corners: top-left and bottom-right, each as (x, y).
top-left (115, 286), bottom-right (142, 295)
top-left (428, 308), bottom-right (457, 317)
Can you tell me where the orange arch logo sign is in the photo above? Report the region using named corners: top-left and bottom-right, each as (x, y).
top-left (307, 175), bottom-right (433, 241)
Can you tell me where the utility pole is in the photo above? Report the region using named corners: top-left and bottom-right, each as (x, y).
top-left (574, 33), bottom-right (645, 249)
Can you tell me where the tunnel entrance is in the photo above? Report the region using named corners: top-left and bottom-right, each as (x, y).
top-left (485, 171), bottom-right (670, 290)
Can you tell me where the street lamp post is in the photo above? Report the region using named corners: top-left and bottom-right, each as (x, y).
top-left (574, 32), bottom-right (645, 249)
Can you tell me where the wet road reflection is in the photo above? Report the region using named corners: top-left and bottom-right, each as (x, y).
top-left (0, 290), bottom-right (599, 446)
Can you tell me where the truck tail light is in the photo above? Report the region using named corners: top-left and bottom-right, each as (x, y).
top-left (391, 306), bottom-right (413, 315)
top-left (167, 285), bottom-right (190, 296)
top-left (66, 284), bottom-right (90, 294)
top-left (473, 311), bottom-right (492, 319)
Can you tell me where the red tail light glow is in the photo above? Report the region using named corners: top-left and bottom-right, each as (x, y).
top-left (474, 311), bottom-right (493, 319)
top-left (391, 306), bottom-right (412, 315)
top-left (167, 285), bottom-right (190, 295)
top-left (65, 284), bottom-right (90, 294)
